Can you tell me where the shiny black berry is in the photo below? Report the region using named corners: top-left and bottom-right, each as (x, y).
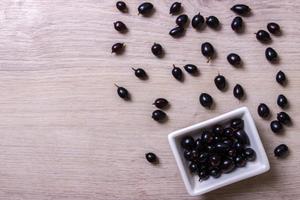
top-left (256, 30), bottom-right (271, 42)
top-left (276, 70), bottom-right (286, 85)
top-left (176, 14), bottom-right (188, 27)
top-left (234, 155), bottom-right (246, 167)
top-left (223, 127), bottom-right (234, 137)
top-left (210, 168), bottom-right (221, 178)
top-left (214, 74), bottom-right (226, 91)
top-left (198, 152), bottom-right (209, 163)
top-left (257, 103), bottom-right (270, 118)
top-left (270, 120), bottom-right (283, 133)
top-left (172, 65), bottom-right (183, 81)
top-left (227, 53), bottom-right (241, 66)
top-left (231, 16), bottom-right (243, 32)
top-left (192, 13), bottom-right (205, 29)
top-left (231, 118), bottom-right (244, 130)
top-left (145, 152), bottom-right (157, 163)
top-left (181, 136), bottom-right (195, 150)
top-left (274, 144), bottom-right (289, 158)
top-left (213, 124), bottom-right (223, 135)
top-left (201, 42), bottom-right (215, 61)
top-left (189, 162), bottom-right (198, 173)
top-left (114, 21), bottom-right (127, 32)
top-left (199, 93), bottom-right (213, 108)
top-left (231, 4), bottom-right (251, 16)
top-left (115, 84), bottom-right (129, 99)
top-left (210, 154), bottom-right (221, 167)
top-left (116, 1), bottom-right (127, 13)
top-left (201, 130), bottom-right (214, 144)
top-left (153, 98), bottom-right (169, 109)
top-left (198, 169), bottom-right (209, 181)
top-left (169, 2), bottom-right (181, 15)
top-left (221, 158), bottom-right (235, 173)
top-left (138, 2), bottom-right (154, 15)
top-left (151, 43), bottom-right (163, 57)
top-left (111, 43), bottom-right (124, 54)
top-left (184, 64), bottom-right (198, 75)
top-left (277, 94), bottom-right (288, 108)
top-left (132, 68), bottom-right (147, 79)
top-left (233, 129), bottom-right (249, 145)
top-left (267, 22), bottom-right (281, 34)
top-left (265, 47), bottom-right (278, 62)
top-left (233, 84), bottom-right (244, 100)
top-left (277, 112), bottom-right (291, 125)
top-left (206, 16), bottom-right (220, 29)
top-left (169, 26), bottom-right (184, 37)
top-left (152, 110), bottom-right (166, 122)
top-left (244, 148), bottom-right (256, 161)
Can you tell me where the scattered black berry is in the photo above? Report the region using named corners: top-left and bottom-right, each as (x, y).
top-left (206, 16), bottom-right (220, 29)
top-left (152, 110), bottom-right (166, 122)
top-left (276, 70), bottom-right (286, 85)
top-left (114, 21), bottom-right (127, 32)
top-left (277, 94), bottom-right (288, 108)
top-left (256, 30), bottom-right (271, 42)
top-left (277, 112), bottom-right (291, 125)
top-left (169, 2), bottom-right (181, 15)
top-left (111, 43), bottom-right (124, 54)
top-left (176, 14), bottom-right (188, 27)
top-left (132, 68), bottom-right (147, 79)
top-left (231, 16), bottom-right (243, 32)
top-left (145, 152), bottom-right (157, 163)
top-left (231, 4), bottom-right (251, 16)
top-left (151, 43), bottom-right (163, 57)
top-left (172, 65), bottom-right (183, 81)
top-left (138, 2), bottom-right (154, 15)
top-left (169, 26), bottom-right (184, 37)
top-left (201, 42), bottom-right (215, 61)
top-left (115, 84), bottom-right (129, 99)
top-left (214, 74), bottom-right (226, 91)
top-left (265, 47), bottom-right (278, 62)
top-left (270, 120), bottom-right (283, 133)
top-left (233, 84), bottom-right (244, 100)
top-left (227, 53), bottom-right (241, 66)
top-left (116, 1), bottom-right (127, 13)
top-left (274, 144), bottom-right (289, 158)
top-left (199, 93), bottom-right (213, 108)
top-left (257, 103), bottom-right (270, 118)
top-left (184, 64), bottom-right (198, 75)
top-left (192, 13), bottom-right (205, 29)
top-left (153, 98), bottom-right (169, 109)
top-left (267, 22), bottom-right (281, 34)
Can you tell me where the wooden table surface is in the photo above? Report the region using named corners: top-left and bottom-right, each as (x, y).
top-left (0, 0), bottom-right (299, 199)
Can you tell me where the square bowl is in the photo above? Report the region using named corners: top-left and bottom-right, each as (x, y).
top-left (168, 107), bottom-right (270, 196)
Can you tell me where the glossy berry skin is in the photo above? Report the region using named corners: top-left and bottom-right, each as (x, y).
top-left (181, 136), bottom-right (195, 150)
top-left (234, 155), bottom-right (247, 167)
top-left (132, 68), bottom-right (147, 79)
top-left (201, 130), bottom-right (214, 144)
top-left (265, 47), bottom-right (278, 62)
top-left (151, 43), bottom-right (163, 56)
top-left (256, 30), bottom-right (271, 42)
top-left (276, 71), bottom-right (286, 85)
top-left (145, 152), bottom-right (157, 163)
top-left (214, 74), bottom-right (226, 91)
top-left (221, 158), bottom-right (235, 173)
top-left (213, 124), bottom-right (223, 135)
top-left (189, 162), bottom-right (198, 173)
top-left (227, 53), bottom-right (241, 66)
top-left (206, 16), bottom-right (220, 29)
top-left (169, 26), bottom-right (184, 37)
top-left (172, 65), bottom-right (183, 81)
top-left (210, 154), bottom-right (221, 167)
top-left (270, 120), bottom-right (283, 133)
top-left (223, 127), bottom-right (234, 137)
top-left (231, 16), bottom-right (243, 32)
top-left (274, 144), bottom-right (289, 158)
top-left (111, 43), bottom-right (124, 54)
top-left (176, 14), bottom-right (188, 27)
top-left (153, 98), bottom-right (169, 109)
top-left (199, 93), bottom-right (213, 108)
top-left (267, 22), bottom-right (281, 34)
top-left (201, 42), bottom-right (215, 60)
top-left (138, 2), bottom-right (154, 15)
top-left (184, 64), bottom-right (198, 75)
top-left (244, 148), bottom-right (256, 161)
top-left (198, 170), bottom-right (209, 181)
top-left (183, 150), bottom-right (193, 161)
top-left (152, 110), bottom-right (166, 122)
top-left (277, 94), bottom-right (288, 108)
top-left (116, 1), bottom-right (127, 13)
top-left (231, 4), bottom-right (251, 15)
top-left (115, 84), bottom-right (129, 99)
top-left (192, 13), bottom-right (205, 29)
top-left (233, 84), bottom-right (244, 100)
top-left (198, 152), bottom-right (209, 163)
top-left (257, 103), bottom-right (270, 118)
top-left (231, 118), bottom-right (244, 130)
top-left (233, 129), bottom-right (249, 145)
top-left (169, 2), bottom-right (181, 15)
top-left (277, 112), bottom-right (291, 125)
top-left (210, 168), bottom-right (221, 178)
top-left (114, 21), bottom-right (127, 32)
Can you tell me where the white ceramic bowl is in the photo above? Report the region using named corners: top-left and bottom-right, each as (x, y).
top-left (168, 107), bottom-right (270, 196)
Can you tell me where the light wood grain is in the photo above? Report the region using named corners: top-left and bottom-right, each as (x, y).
top-left (0, 0), bottom-right (299, 199)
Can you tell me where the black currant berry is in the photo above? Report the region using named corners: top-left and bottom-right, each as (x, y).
top-left (265, 47), bottom-right (278, 62)
top-left (206, 16), bottom-right (220, 29)
top-left (172, 65), bottom-right (183, 81)
top-left (201, 42), bottom-right (215, 61)
top-left (169, 2), bottom-right (181, 15)
top-left (181, 136), bottom-right (195, 150)
top-left (169, 26), bottom-right (184, 37)
top-left (138, 2), bottom-right (154, 15)
top-left (270, 120), bottom-right (283, 133)
top-left (277, 94), bottom-right (288, 108)
top-left (132, 68), bottom-right (147, 79)
top-left (231, 118), bottom-right (244, 130)
top-left (192, 13), bottom-right (205, 29)
top-left (257, 103), bottom-right (270, 118)
top-left (115, 84), bottom-right (129, 99)
top-left (176, 14), bottom-right (188, 27)
top-left (231, 16), bottom-right (243, 32)
top-left (277, 112), bottom-right (291, 125)
top-left (244, 148), bottom-right (256, 161)
top-left (256, 30), bottom-right (271, 42)
top-left (111, 43), bottom-right (124, 54)
top-left (233, 129), bottom-right (249, 145)
top-left (267, 22), bottom-right (281, 35)
top-left (231, 4), bottom-right (251, 16)
top-left (152, 110), bottom-right (167, 122)
top-left (153, 98), bottom-right (169, 109)
top-left (145, 152), bottom-right (157, 163)
top-left (184, 64), bottom-right (198, 75)
top-left (214, 74), bottom-right (226, 91)
top-left (233, 84), bottom-right (244, 100)
top-left (151, 43), bottom-right (163, 57)
top-left (227, 53), bottom-right (241, 66)
top-left (274, 144), bottom-right (289, 158)
top-left (276, 70), bottom-right (286, 85)
top-left (116, 1), bottom-right (127, 13)
top-left (114, 21), bottom-right (127, 32)
top-left (199, 93), bottom-right (213, 108)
